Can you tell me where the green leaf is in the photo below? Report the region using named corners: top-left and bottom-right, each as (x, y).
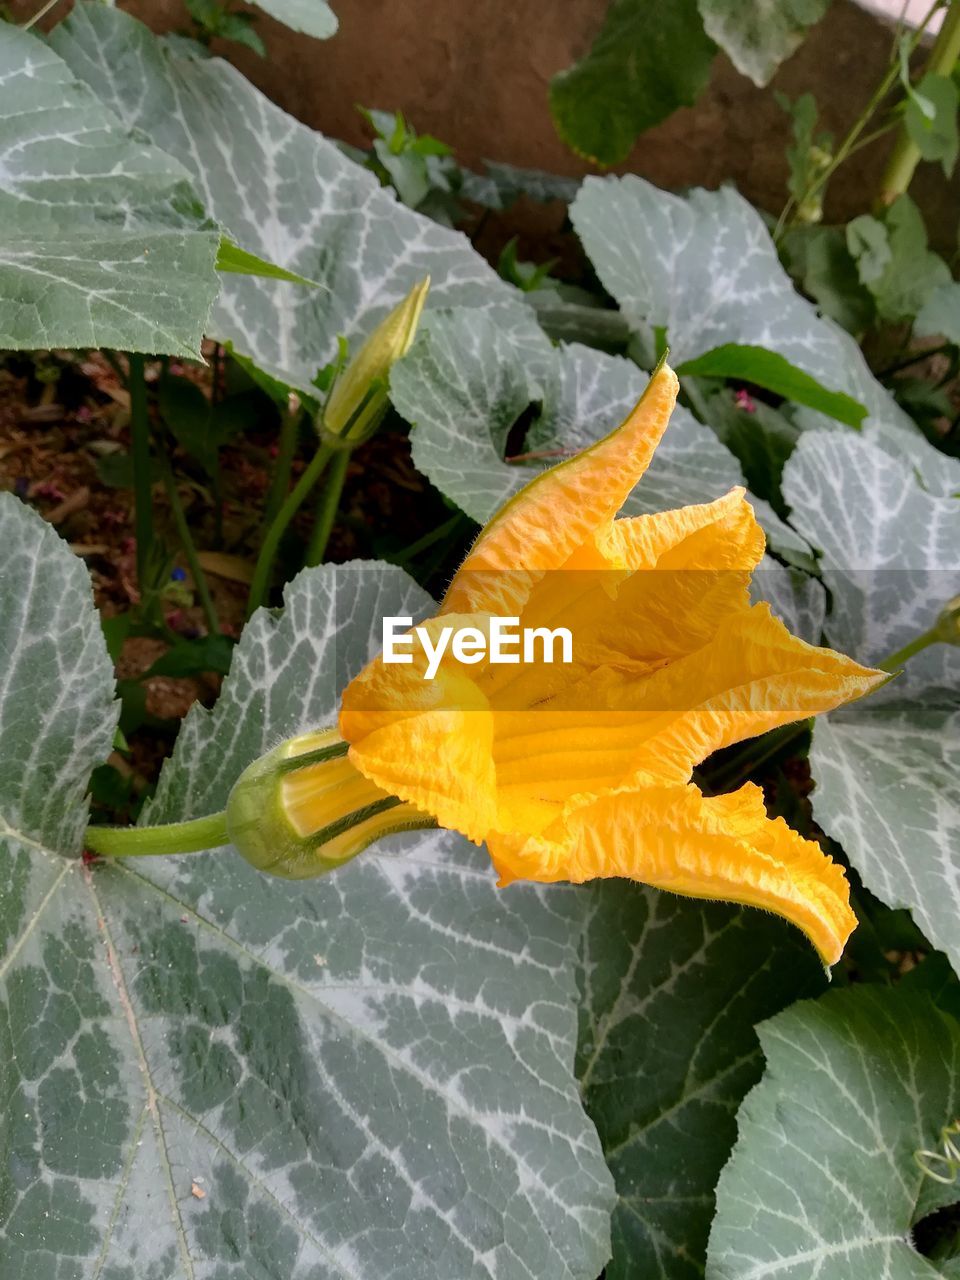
top-left (549, 0), bottom-right (716, 166)
top-left (142, 634), bottom-right (235, 678)
top-left (698, 0), bottom-right (831, 85)
top-left (0, 494), bottom-right (119, 860)
top-left (578, 884), bottom-right (824, 1280)
top-left (782, 225), bottom-right (875, 334)
top-left (0, 22), bottom-right (220, 356)
top-left (391, 307), bottom-right (747, 523)
top-left (571, 175), bottom-right (908, 431)
top-left (216, 238), bottom-right (320, 287)
top-left (775, 91), bottom-right (833, 219)
top-left (782, 430), bottom-right (960, 973)
top-left (916, 281), bottom-right (960, 345)
top-left (708, 983), bottom-right (960, 1277)
top-left (53, 5), bottom-right (533, 393)
top-left (158, 373), bottom-right (217, 473)
top-left (526, 286), bottom-right (632, 352)
top-left (216, 11), bottom-right (267, 56)
top-left (689, 383), bottom-right (800, 514)
top-left (461, 161), bottom-right (582, 210)
top-left (751, 558), bottom-right (826, 642)
top-left (3, 552), bottom-right (615, 1274)
top-left (677, 344), bottom-right (867, 427)
top-left (847, 196), bottom-right (951, 324)
top-left (906, 72), bottom-right (960, 176)
top-left (252, 0), bottom-right (337, 39)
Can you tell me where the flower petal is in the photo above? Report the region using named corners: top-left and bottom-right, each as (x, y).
top-left (443, 364), bottom-right (679, 614)
top-left (485, 602), bottom-right (885, 831)
top-left (340, 614), bottom-right (497, 842)
top-left (576, 486), bottom-right (765, 574)
top-left (489, 781), bottom-right (856, 966)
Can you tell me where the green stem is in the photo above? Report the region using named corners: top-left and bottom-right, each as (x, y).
top-left (86, 810), bottom-right (228, 857)
top-left (305, 446), bottom-right (350, 566)
top-left (127, 354), bottom-right (154, 598)
top-left (774, 0), bottom-right (942, 242)
top-left (877, 0), bottom-right (960, 207)
top-left (247, 441), bottom-right (336, 617)
top-left (159, 455), bottom-right (220, 635)
top-left (262, 403), bottom-right (301, 532)
top-left (392, 513), bottom-right (465, 565)
top-left (879, 627), bottom-right (940, 670)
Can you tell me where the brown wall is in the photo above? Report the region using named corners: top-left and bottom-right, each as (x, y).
top-left (26, 0), bottom-right (960, 247)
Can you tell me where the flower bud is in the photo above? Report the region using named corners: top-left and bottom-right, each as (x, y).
top-left (226, 728), bottom-right (426, 879)
top-left (322, 277), bottom-right (430, 446)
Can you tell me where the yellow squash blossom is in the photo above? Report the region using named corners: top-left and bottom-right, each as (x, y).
top-left (231, 365), bottom-right (885, 965)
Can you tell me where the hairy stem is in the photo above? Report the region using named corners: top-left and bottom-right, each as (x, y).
top-left (774, 0), bottom-right (943, 242)
top-left (86, 810), bottom-right (228, 857)
top-left (127, 353), bottom-right (154, 599)
top-left (305, 446), bottom-right (350, 567)
top-left (159, 454), bottom-right (220, 635)
top-left (262, 402), bottom-right (302, 532)
top-left (247, 440), bottom-right (335, 617)
top-left (879, 627), bottom-right (941, 670)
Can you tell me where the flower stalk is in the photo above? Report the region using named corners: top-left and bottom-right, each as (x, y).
top-left (245, 278), bottom-right (429, 613)
top-left (876, 0), bottom-right (960, 208)
top-left (85, 810), bottom-right (229, 857)
top-left (880, 594), bottom-right (960, 670)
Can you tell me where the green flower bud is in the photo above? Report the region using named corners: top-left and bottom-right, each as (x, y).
top-left (226, 728), bottom-right (427, 879)
top-left (322, 276), bottom-right (430, 446)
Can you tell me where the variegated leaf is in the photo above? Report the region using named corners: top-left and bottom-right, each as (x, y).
top-left (783, 431), bottom-right (960, 973)
top-left (578, 883), bottom-right (823, 1280)
top-left (52, 5), bottom-right (535, 392)
top-left (2, 532), bottom-right (615, 1276)
top-left (0, 22), bottom-right (219, 356)
top-left (708, 984), bottom-right (960, 1278)
top-left (570, 176), bottom-right (909, 432)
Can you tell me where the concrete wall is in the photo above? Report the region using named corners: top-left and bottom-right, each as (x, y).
top-left (30, 0), bottom-right (960, 247)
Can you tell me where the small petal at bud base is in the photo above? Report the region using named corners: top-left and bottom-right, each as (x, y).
top-left (226, 728), bottom-right (430, 879)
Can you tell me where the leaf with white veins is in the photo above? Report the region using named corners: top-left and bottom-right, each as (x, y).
top-left (0, 22), bottom-right (220, 356)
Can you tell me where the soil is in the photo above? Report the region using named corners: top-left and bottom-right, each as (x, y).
top-left (0, 345), bottom-right (462, 817)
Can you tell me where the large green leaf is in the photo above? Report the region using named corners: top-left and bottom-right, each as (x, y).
top-left (0, 22), bottom-right (220, 356)
top-left (0, 495), bottom-right (120, 1272)
top-left (141, 565), bottom-right (613, 1276)
top-left (578, 884), bottom-right (823, 1280)
top-left (253, 0), bottom-right (338, 39)
top-left (549, 0), bottom-right (716, 166)
top-left (570, 176), bottom-right (909, 432)
top-left (53, 5), bottom-right (536, 392)
top-left (708, 983), bottom-right (960, 1278)
top-left (1, 523), bottom-right (614, 1274)
top-left (782, 431), bottom-right (960, 972)
top-left (391, 307), bottom-right (811, 563)
top-left (697, 0), bottom-right (831, 86)
top-left (391, 304), bottom-right (726, 513)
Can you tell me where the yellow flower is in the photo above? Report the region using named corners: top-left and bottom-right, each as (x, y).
top-left (336, 364), bottom-right (885, 966)
top-left (226, 364), bottom-right (884, 965)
